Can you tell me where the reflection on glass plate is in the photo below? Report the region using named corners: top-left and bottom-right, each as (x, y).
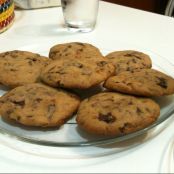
top-left (0, 42), bottom-right (174, 149)
top-left (0, 118), bottom-right (172, 159)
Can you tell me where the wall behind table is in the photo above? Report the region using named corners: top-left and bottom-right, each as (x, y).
top-left (102, 0), bottom-right (168, 14)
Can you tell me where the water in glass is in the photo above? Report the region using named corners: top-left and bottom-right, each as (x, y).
top-left (61, 0), bottom-right (99, 32)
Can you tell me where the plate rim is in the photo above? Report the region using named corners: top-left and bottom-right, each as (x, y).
top-left (0, 43), bottom-right (174, 147)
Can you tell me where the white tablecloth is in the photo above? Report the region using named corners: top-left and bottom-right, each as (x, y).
top-left (0, 1), bottom-right (174, 173)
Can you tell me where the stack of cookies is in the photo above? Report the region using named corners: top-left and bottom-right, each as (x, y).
top-left (0, 42), bottom-right (174, 138)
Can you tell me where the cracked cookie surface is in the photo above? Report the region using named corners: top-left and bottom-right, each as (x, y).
top-left (106, 50), bottom-right (152, 74)
top-left (76, 92), bottom-right (160, 136)
top-left (0, 83), bottom-right (80, 127)
top-left (0, 50), bottom-right (50, 88)
top-left (49, 42), bottom-right (103, 61)
top-left (41, 58), bottom-right (115, 89)
top-left (104, 69), bottom-right (174, 96)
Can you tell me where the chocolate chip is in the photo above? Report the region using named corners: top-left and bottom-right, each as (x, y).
top-left (28, 61), bottom-right (33, 66)
top-left (98, 113), bottom-right (116, 123)
top-left (127, 82), bottom-right (133, 86)
top-left (4, 62), bottom-right (12, 66)
top-left (91, 103), bottom-right (97, 107)
top-left (48, 66), bottom-right (57, 72)
top-left (145, 107), bottom-right (151, 113)
top-left (55, 69), bottom-right (66, 74)
top-left (11, 54), bottom-right (18, 58)
top-left (0, 100), bottom-right (5, 104)
top-left (68, 93), bottom-right (79, 100)
top-left (32, 98), bottom-right (42, 108)
top-left (134, 55), bottom-right (142, 60)
top-left (6, 109), bottom-right (13, 115)
top-left (57, 81), bottom-right (65, 87)
top-left (103, 98), bottom-right (115, 102)
top-left (75, 42), bottom-right (85, 46)
top-left (72, 62), bottom-right (83, 68)
top-left (125, 53), bottom-right (142, 60)
top-left (10, 68), bottom-right (18, 72)
top-left (2, 51), bottom-right (10, 57)
top-left (11, 100), bottom-right (25, 108)
top-left (157, 77), bottom-right (168, 89)
top-left (136, 107), bottom-right (143, 114)
top-left (125, 54), bottom-right (133, 57)
top-left (108, 56), bottom-right (115, 59)
top-left (142, 63), bottom-right (147, 67)
top-left (27, 57), bottom-right (37, 62)
top-left (50, 51), bottom-right (57, 58)
top-left (128, 101), bottom-right (133, 105)
top-left (119, 123), bottom-right (133, 133)
top-left (17, 116), bottom-right (21, 121)
top-left (27, 115), bottom-right (33, 118)
top-left (63, 48), bottom-right (69, 52)
top-left (36, 98), bottom-right (42, 103)
top-left (97, 61), bottom-right (107, 67)
top-left (78, 49), bottom-right (83, 52)
top-left (27, 57), bottom-right (38, 65)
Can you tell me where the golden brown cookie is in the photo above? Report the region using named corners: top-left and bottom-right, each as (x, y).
top-left (41, 58), bottom-right (115, 89)
top-left (104, 69), bottom-right (174, 96)
top-left (49, 42), bottom-right (103, 60)
top-left (0, 83), bottom-right (80, 127)
top-left (76, 92), bottom-right (160, 136)
top-left (0, 50), bottom-right (49, 88)
top-left (106, 50), bottom-right (152, 74)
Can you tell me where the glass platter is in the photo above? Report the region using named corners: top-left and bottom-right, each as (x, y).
top-left (0, 42), bottom-right (174, 148)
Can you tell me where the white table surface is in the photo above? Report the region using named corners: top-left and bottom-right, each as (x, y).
top-left (0, 1), bottom-right (174, 173)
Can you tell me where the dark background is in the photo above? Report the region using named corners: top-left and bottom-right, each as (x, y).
top-left (103, 0), bottom-right (169, 14)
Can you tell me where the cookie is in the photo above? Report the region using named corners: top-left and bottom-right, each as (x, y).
top-left (41, 58), bottom-right (115, 89)
top-left (0, 83), bottom-right (80, 127)
top-left (106, 50), bottom-right (152, 74)
top-left (0, 50), bottom-right (50, 88)
top-left (76, 92), bottom-right (160, 136)
top-left (49, 42), bottom-right (103, 60)
top-left (104, 69), bottom-right (174, 96)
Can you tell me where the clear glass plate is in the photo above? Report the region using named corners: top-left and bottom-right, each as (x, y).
top-left (0, 42), bottom-right (174, 147)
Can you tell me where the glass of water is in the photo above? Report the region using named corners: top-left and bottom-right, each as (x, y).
top-left (61, 0), bottom-right (99, 32)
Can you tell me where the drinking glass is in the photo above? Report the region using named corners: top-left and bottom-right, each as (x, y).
top-left (61, 0), bottom-right (99, 32)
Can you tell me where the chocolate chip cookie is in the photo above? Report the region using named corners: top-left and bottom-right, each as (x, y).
top-left (49, 42), bottom-right (103, 61)
top-left (0, 50), bottom-right (50, 88)
top-left (104, 69), bottom-right (174, 96)
top-left (106, 50), bottom-right (152, 74)
top-left (76, 92), bottom-right (160, 136)
top-left (0, 83), bottom-right (80, 127)
top-left (41, 58), bottom-right (115, 89)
